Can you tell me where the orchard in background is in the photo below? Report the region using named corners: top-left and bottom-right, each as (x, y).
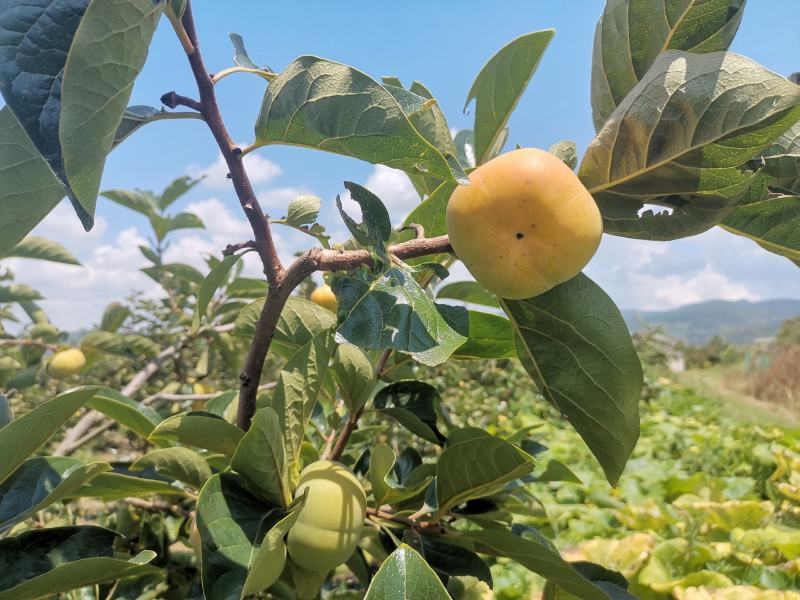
top-left (0, 0), bottom-right (798, 598)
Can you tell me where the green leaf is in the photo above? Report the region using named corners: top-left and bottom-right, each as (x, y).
top-left (364, 544), bottom-right (450, 600)
top-left (536, 460), bottom-right (583, 484)
top-left (333, 266), bottom-right (467, 367)
top-left (0, 0), bottom-right (163, 228)
top-left (721, 195), bottom-right (800, 260)
top-left (228, 32), bottom-right (274, 81)
top-left (454, 311), bottom-right (516, 359)
top-left (268, 332), bottom-right (336, 478)
top-left (86, 387), bottom-right (162, 440)
top-left (399, 180), bottom-right (456, 266)
top-left (502, 273), bottom-right (642, 485)
top-left (102, 189), bottom-right (159, 217)
top-left (333, 343), bottom-right (376, 413)
top-left (466, 30), bottom-right (555, 165)
top-left (548, 140), bottom-right (578, 170)
top-left (0, 396), bottom-right (10, 428)
top-left (0, 527), bottom-right (159, 600)
top-left (285, 194), bottom-right (322, 226)
top-left (6, 237), bottom-right (80, 265)
top-left (146, 262), bottom-right (206, 286)
top-left (153, 212), bottom-right (205, 240)
top-left (374, 381), bottom-right (446, 445)
top-left (579, 51), bottom-right (800, 241)
top-left (231, 408), bottom-right (292, 507)
top-left (543, 562), bottom-right (636, 599)
top-left (437, 281), bottom-right (499, 308)
top-left (130, 447), bottom-right (212, 489)
top-left (0, 285), bottom-right (43, 303)
top-left (194, 254), bottom-right (241, 331)
top-left (254, 56), bottom-right (463, 182)
top-left (761, 120), bottom-right (800, 194)
top-left (591, 0), bottom-right (746, 130)
top-left (436, 434), bottom-right (535, 515)
top-left (81, 330), bottom-right (160, 359)
top-left (149, 411), bottom-right (245, 457)
top-left (0, 107), bottom-right (65, 257)
top-left (368, 444), bottom-right (431, 505)
top-left (0, 457), bottom-right (110, 531)
top-left (337, 181), bottom-right (392, 252)
top-left (113, 105), bottom-right (203, 148)
top-left (403, 530), bottom-right (493, 586)
top-left (160, 175), bottom-right (202, 210)
top-left (197, 473), bottom-right (304, 600)
top-left (464, 528), bottom-right (610, 599)
top-left (65, 472), bottom-right (186, 500)
top-left (99, 302), bottom-right (130, 333)
top-left (0, 386), bottom-right (99, 486)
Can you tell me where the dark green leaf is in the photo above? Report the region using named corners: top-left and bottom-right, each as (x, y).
top-left (453, 311), bottom-right (516, 359)
top-left (227, 277), bottom-right (269, 299)
top-left (6, 237), bottom-right (80, 265)
top-left (0, 457), bottom-right (110, 531)
top-left (65, 471), bottom-right (185, 500)
top-left (197, 473), bottom-right (303, 600)
top-left (0, 107), bottom-right (65, 256)
top-left (149, 411), bottom-right (245, 457)
top-left (369, 444), bottom-right (431, 505)
top-left (0, 396), bottom-right (10, 428)
top-left (338, 181), bottom-right (392, 251)
top-left (0, 527), bottom-right (158, 600)
top-left (536, 460), bottom-right (583, 484)
top-left (130, 447), bottom-right (212, 489)
top-left (0, 386), bottom-right (99, 486)
top-left (0, 0), bottom-right (163, 228)
top-left (364, 544), bottom-right (450, 600)
top-left (333, 343), bottom-right (376, 413)
top-left (334, 266), bottom-right (467, 366)
top-left (231, 408), bottom-right (291, 507)
top-left (721, 195), bottom-right (800, 260)
top-left (403, 530), bottom-right (492, 586)
top-left (502, 273), bottom-right (641, 485)
top-left (543, 562), bottom-right (636, 600)
top-left (437, 281), bottom-right (499, 309)
top-left (591, 0), bottom-right (746, 130)
top-left (374, 381), bottom-right (446, 445)
top-left (464, 528), bottom-right (609, 599)
top-left (254, 56), bottom-right (462, 182)
top-left (436, 435), bottom-right (535, 515)
top-left (466, 30), bottom-right (555, 164)
top-left (86, 387), bottom-right (162, 440)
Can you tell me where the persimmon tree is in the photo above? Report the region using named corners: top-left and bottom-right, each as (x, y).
top-left (0, 0), bottom-right (798, 598)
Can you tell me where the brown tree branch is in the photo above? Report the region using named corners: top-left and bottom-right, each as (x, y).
top-left (179, 3), bottom-right (283, 284)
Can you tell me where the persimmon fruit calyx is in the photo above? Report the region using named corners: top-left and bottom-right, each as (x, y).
top-left (446, 147), bottom-right (602, 300)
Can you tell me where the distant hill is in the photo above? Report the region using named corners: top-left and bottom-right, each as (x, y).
top-left (622, 299), bottom-right (800, 346)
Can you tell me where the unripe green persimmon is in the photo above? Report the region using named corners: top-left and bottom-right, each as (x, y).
top-left (446, 148), bottom-right (602, 299)
top-left (286, 460), bottom-right (366, 573)
top-left (47, 348), bottom-right (87, 379)
top-left (310, 284), bottom-right (337, 313)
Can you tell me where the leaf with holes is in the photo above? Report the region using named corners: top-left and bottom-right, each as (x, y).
top-left (580, 51), bottom-right (800, 241)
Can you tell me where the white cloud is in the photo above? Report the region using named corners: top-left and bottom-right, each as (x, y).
top-left (7, 227), bottom-right (157, 331)
top-left (188, 152), bottom-right (282, 189)
top-left (30, 201), bottom-right (108, 254)
top-left (636, 265), bottom-right (760, 310)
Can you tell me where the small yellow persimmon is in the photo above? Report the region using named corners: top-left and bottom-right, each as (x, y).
top-left (446, 148), bottom-right (602, 299)
top-left (310, 284), bottom-right (337, 313)
top-left (286, 460), bottom-right (366, 573)
top-left (47, 348), bottom-right (87, 379)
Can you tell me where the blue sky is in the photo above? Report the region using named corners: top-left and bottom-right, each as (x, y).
top-left (6, 1), bottom-right (800, 330)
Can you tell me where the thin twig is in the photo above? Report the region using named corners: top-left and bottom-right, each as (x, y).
top-left (160, 91), bottom-right (203, 112)
top-left (222, 240), bottom-right (258, 257)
